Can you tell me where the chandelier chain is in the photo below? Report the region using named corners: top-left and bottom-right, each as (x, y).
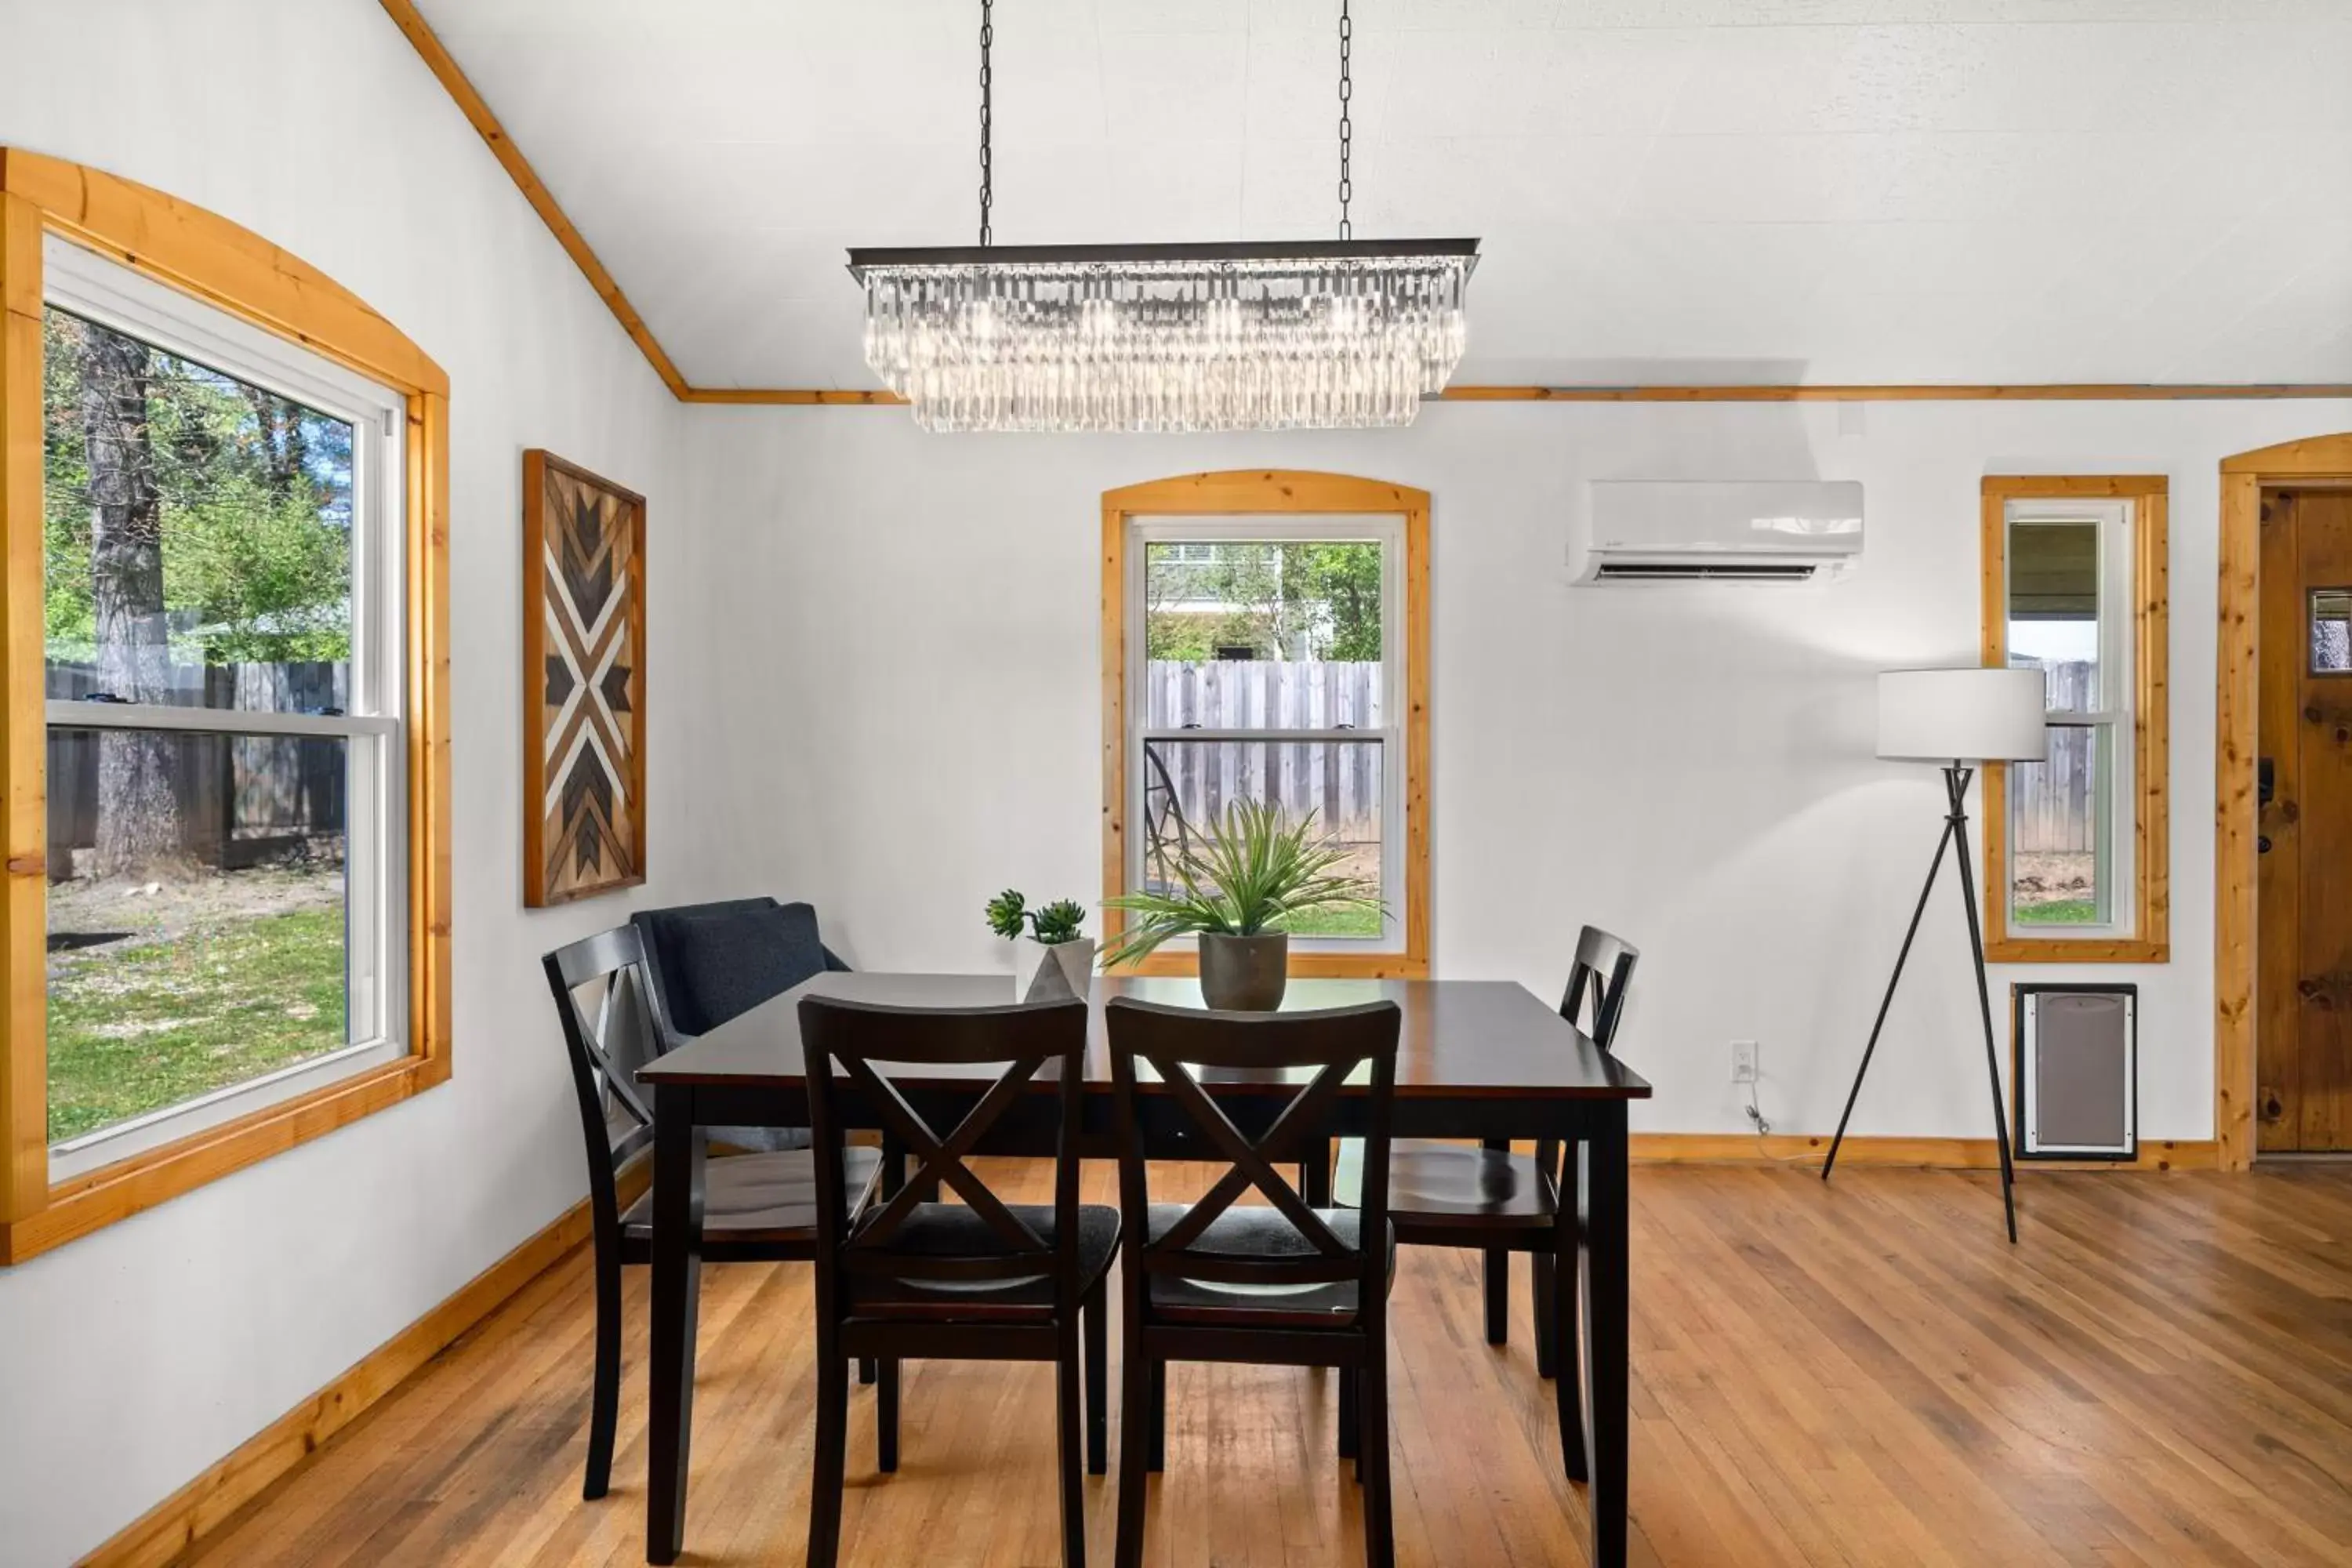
top-left (978, 0), bottom-right (994, 246)
top-left (1338, 0), bottom-right (1353, 241)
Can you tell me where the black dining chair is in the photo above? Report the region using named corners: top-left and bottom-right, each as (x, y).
top-left (798, 994), bottom-right (1116, 1568)
top-left (1330, 924), bottom-right (1636, 1477)
top-left (540, 925), bottom-right (885, 1501)
top-left (1104, 996), bottom-right (1402, 1568)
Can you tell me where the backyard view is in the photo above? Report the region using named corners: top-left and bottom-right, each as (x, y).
top-left (42, 305), bottom-right (356, 1145)
top-left (1142, 538), bottom-right (1386, 938)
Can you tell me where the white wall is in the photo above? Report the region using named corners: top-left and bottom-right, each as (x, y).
top-left (0, 3), bottom-right (702, 1563)
top-left (676, 396), bottom-right (2352, 1150)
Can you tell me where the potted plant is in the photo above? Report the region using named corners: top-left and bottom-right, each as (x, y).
top-left (1100, 800), bottom-right (1382, 1011)
top-left (986, 890), bottom-right (1096, 1002)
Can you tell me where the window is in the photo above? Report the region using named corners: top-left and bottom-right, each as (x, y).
top-left (2, 148), bottom-right (451, 1263)
top-left (1980, 477), bottom-right (2169, 963)
top-left (1103, 472), bottom-right (1429, 977)
top-left (39, 244), bottom-right (406, 1179)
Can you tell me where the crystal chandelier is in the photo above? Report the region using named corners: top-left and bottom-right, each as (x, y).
top-left (848, 1), bottom-right (1479, 434)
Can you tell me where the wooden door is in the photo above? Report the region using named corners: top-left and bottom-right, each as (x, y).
top-left (2257, 488), bottom-right (2352, 1152)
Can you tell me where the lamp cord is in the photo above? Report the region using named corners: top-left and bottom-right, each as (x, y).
top-left (1337, 0), bottom-right (1353, 241)
top-left (978, 0), bottom-right (993, 246)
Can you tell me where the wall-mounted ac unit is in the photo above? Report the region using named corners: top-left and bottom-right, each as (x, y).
top-left (1573, 480), bottom-right (1864, 584)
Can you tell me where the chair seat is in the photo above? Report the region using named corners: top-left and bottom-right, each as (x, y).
top-left (620, 1145), bottom-right (882, 1243)
top-left (1143, 1203), bottom-right (1393, 1323)
top-left (844, 1202), bottom-right (1120, 1318)
top-left (1332, 1138), bottom-right (1559, 1229)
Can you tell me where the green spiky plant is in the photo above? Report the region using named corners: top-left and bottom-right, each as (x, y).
top-left (1099, 800), bottom-right (1382, 969)
top-left (985, 890), bottom-right (1089, 945)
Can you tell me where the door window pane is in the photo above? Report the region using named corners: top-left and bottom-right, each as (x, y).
top-left (1138, 736), bottom-right (1383, 938)
top-left (41, 306), bottom-right (355, 713)
top-left (45, 728), bottom-right (351, 1145)
top-left (2006, 518), bottom-right (2099, 712)
top-left (1143, 540), bottom-right (1384, 727)
top-left (2008, 724), bottom-right (2111, 927)
top-left (2310, 588), bottom-right (2352, 673)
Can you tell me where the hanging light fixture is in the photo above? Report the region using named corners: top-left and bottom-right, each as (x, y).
top-left (848, 0), bottom-right (1479, 433)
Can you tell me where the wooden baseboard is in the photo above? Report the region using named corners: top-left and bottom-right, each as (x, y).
top-left (75, 1185), bottom-right (609, 1568)
top-left (1630, 1133), bottom-right (2219, 1171)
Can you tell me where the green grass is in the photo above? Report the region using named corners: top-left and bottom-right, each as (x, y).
top-left (1276, 904), bottom-right (1385, 938)
top-left (2016, 899), bottom-right (2099, 925)
top-left (47, 907), bottom-right (347, 1144)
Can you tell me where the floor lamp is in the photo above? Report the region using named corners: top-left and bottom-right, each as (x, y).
top-left (1823, 667), bottom-right (2049, 1243)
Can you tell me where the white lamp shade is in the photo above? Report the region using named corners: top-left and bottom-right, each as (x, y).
top-left (1877, 667), bottom-right (2048, 763)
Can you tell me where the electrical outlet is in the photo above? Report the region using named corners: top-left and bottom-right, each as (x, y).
top-left (1731, 1040), bottom-right (1759, 1084)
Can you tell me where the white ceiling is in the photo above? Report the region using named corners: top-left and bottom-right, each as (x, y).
top-left (412, 0), bottom-right (2352, 390)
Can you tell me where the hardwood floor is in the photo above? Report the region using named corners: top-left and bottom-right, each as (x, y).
top-left (178, 1162), bottom-right (2352, 1567)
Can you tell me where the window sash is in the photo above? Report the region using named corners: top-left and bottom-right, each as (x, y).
top-left (38, 238), bottom-right (412, 1167)
top-left (1127, 516), bottom-right (1406, 950)
top-left (2004, 497), bottom-right (2136, 940)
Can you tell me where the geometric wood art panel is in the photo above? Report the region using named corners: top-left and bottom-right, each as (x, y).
top-left (521, 450), bottom-right (646, 906)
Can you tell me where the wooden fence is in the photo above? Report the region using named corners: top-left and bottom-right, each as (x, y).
top-left (45, 659), bottom-right (348, 876)
top-left (1141, 660), bottom-right (1383, 848)
top-left (2009, 659), bottom-right (2096, 855)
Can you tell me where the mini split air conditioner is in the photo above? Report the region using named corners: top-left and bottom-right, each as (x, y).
top-left (1572, 480), bottom-right (1864, 584)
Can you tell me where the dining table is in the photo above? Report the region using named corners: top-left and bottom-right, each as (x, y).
top-left (633, 971), bottom-right (1653, 1567)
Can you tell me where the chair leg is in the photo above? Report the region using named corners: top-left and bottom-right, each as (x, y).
top-left (1533, 1250), bottom-right (1558, 1380)
top-left (1555, 1246), bottom-right (1588, 1483)
top-left (858, 1356), bottom-right (877, 1386)
top-left (1086, 1281), bottom-right (1109, 1475)
top-left (1147, 1358), bottom-right (1166, 1473)
top-left (1484, 1247), bottom-right (1510, 1345)
top-left (1338, 1363), bottom-right (1359, 1466)
top-left (808, 1340), bottom-right (850, 1568)
top-left (1116, 1323), bottom-right (1151, 1568)
top-left (583, 1243), bottom-right (622, 1501)
top-left (1360, 1341), bottom-right (1396, 1568)
top-left (877, 1356), bottom-right (900, 1473)
top-left (1056, 1330), bottom-right (1087, 1568)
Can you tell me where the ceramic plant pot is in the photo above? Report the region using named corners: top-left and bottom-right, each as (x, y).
top-left (1016, 936), bottom-right (1097, 1002)
top-left (1197, 931), bottom-right (1289, 1011)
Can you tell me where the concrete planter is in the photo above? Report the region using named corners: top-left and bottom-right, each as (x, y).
top-left (1198, 931), bottom-right (1289, 1011)
top-left (1015, 936), bottom-right (1096, 1002)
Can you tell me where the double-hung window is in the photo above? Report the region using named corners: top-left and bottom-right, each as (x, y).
top-left (1981, 477), bottom-right (2169, 962)
top-left (1104, 471), bottom-right (1432, 977)
top-left (38, 239), bottom-right (410, 1179)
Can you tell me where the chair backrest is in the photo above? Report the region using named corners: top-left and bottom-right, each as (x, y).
top-left (798, 995), bottom-right (1091, 1312)
top-left (1104, 996), bottom-right (1399, 1315)
top-left (632, 897), bottom-right (848, 1044)
top-left (542, 925), bottom-right (664, 1237)
top-left (1560, 924), bottom-right (1639, 1052)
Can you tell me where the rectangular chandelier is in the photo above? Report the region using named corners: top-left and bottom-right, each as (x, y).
top-left (847, 238), bottom-right (1479, 434)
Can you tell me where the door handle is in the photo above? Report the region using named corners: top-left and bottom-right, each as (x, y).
top-left (2259, 757), bottom-right (2275, 808)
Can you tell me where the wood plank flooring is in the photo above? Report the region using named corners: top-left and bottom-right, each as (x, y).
top-left (178, 1162), bottom-right (2352, 1567)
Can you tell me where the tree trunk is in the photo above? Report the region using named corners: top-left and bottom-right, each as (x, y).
top-left (78, 321), bottom-right (183, 878)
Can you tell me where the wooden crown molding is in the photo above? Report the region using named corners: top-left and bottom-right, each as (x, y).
top-left (376, 0), bottom-right (687, 397)
top-left (379, 7), bottom-right (2352, 412)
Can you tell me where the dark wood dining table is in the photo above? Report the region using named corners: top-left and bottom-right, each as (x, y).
top-left (633, 971), bottom-right (1652, 1566)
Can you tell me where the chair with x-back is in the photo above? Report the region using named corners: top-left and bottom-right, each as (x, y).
top-left (540, 925), bottom-right (884, 1502)
top-left (1104, 995), bottom-right (1402, 1568)
top-left (1330, 923), bottom-right (1637, 1482)
top-left (799, 993), bottom-right (1116, 1568)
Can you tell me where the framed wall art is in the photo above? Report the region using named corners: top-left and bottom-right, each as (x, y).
top-left (522, 449), bottom-right (645, 906)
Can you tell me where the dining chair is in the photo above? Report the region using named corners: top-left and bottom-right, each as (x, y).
top-left (1330, 925), bottom-right (1635, 1474)
top-left (799, 994), bottom-right (1116, 1568)
top-left (1104, 996), bottom-right (1402, 1568)
top-left (540, 925), bottom-right (885, 1501)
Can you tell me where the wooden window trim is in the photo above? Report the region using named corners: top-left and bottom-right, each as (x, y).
top-left (0, 148), bottom-right (452, 1265)
top-left (1977, 475), bottom-right (2169, 964)
top-left (1101, 470), bottom-right (1431, 979)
